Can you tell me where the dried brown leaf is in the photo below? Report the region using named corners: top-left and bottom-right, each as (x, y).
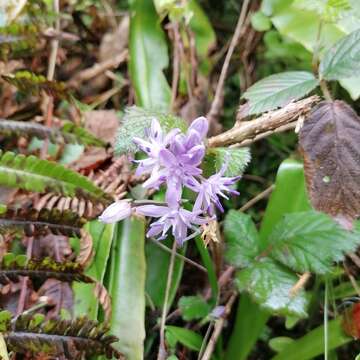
top-left (76, 229), bottom-right (94, 268)
top-left (299, 100), bottom-right (360, 222)
top-left (93, 282), bottom-right (111, 323)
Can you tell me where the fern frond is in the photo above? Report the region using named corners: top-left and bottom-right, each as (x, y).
top-left (0, 119), bottom-right (106, 147)
top-left (2, 71), bottom-right (69, 100)
top-left (0, 207), bottom-right (86, 236)
top-left (0, 311), bottom-right (123, 359)
top-left (0, 254), bottom-right (94, 285)
top-left (0, 151), bottom-right (112, 204)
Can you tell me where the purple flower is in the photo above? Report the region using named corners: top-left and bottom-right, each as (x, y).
top-left (99, 200), bottom-right (132, 223)
top-left (210, 305), bottom-right (225, 319)
top-left (193, 163), bottom-right (240, 214)
top-left (133, 118), bottom-right (180, 188)
top-left (159, 147), bottom-right (204, 204)
top-left (135, 203), bottom-right (208, 246)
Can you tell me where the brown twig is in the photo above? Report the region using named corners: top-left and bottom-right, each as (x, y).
top-left (207, 0), bottom-right (250, 125)
top-left (170, 23), bottom-right (181, 110)
top-left (239, 185), bottom-right (275, 212)
top-left (67, 50), bottom-right (128, 88)
top-left (200, 292), bottom-right (237, 360)
top-left (41, 0), bottom-right (60, 159)
top-left (290, 272), bottom-right (311, 298)
top-left (208, 95), bottom-right (320, 147)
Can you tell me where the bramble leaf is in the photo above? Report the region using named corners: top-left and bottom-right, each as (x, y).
top-left (224, 210), bottom-right (260, 268)
top-left (268, 211), bottom-right (360, 274)
top-left (236, 258), bottom-right (308, 317)
top-left (242, 71), bottom-right (319, 115)
top-left (320, 29), bottom-right (360, 80)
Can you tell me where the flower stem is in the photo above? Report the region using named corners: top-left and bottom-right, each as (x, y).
top-left (157, 239), bottom-right (177, 360)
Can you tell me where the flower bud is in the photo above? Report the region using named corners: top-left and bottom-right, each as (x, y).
top-left (98, 200), bottom-right (132, 224)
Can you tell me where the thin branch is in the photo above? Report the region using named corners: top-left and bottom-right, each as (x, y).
top-left (41, 0), bottom-right (60, 159)
top-left (208, 95), bottom-right (320, 147)
top-left (170, 23), bottom-right (181, 111)
top-left (239, 185), bottom-right (275, 212)
top-left (158, 240), bottom-right (177, 360)
top-left (67, 50), bottom-right (128, 88)
top-left (150, 238), bottom-right (207, 273)
top-left (290, 272), bottom-right (311, 298)
top-left (207, 0), bottom-right (250, 123)
top-left (200, 293), bottom-right (237, 360)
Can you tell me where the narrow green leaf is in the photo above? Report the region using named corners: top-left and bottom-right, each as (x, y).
top-left (115, 106), bottom-right (187, 155)
top-left (165, 326), bottom-right (203, 352)
top-left (178, 296), bottom-right (210, 321)
top-left (194, 235), bottom-right (218, 305)
top-left (268, 211), bottom-right (360, 274)
top-left (269, 337), bottom-right (295, 353)
top-left (73, 221), bottom-right (115, 320)
top-left (108, 216), bottom-right (146, 360)
top-left (320, 29), bottom-right (360, 80)
top-left (129, 0), bottom-right (171, 110)
top-left (259, 159), bottom-right (311, 250)
top-left (242, 71), bottom-right (319, 115)
top-left (224, 210), bottom-right (260, 268)
top-left (272, 317), bottom-right (351, 360)
top-left (236, 258), bottom-right (308, 317)
top-left (203, 147), bottom-right (251, 177)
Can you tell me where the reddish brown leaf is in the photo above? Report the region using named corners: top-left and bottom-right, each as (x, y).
top-left (299, 100), bottom-right (360, 222)
top-left (342, 302), bottom-right (360, 338)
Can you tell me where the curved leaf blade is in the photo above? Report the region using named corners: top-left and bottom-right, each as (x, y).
top-left (320, 28), bottom-right (360, 80)
top-left (129, 0), bottom-right (171, 110)
top-left (242, 71), bottom-right (319, 115)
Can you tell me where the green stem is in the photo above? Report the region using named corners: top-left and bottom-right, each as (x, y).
top-left (324, 279), bottom-right (329, 360)
top-left (158, 239), bottom-right (177, 360)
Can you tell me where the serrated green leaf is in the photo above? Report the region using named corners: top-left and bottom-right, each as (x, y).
top-left (224, 210), bottom-right (260, 268)
top-left (268, 211), bottom-right (360, 274)
top-left (320, 29), bottom-right (360, 80)
top-left (178, 295), bottom-right (211, 321)
top-left (235, 258), bottom-right (308, 317)
top-left (203, 147), bottom-right (251, 177)
top-left (115, 106), bottom-right (187, 154)
top-left (165, 326), bottom-right (203, 352)
top-left (242, 71), bottom-right (319, 115)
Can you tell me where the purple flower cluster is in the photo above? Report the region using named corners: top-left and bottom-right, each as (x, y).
top-left (99, 117), bottom-right (240, 246)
